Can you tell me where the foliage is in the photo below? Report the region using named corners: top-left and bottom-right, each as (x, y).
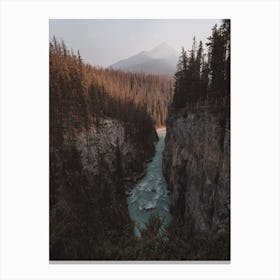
top-left (172, 20), bottom-right (230, 108)
top-left (49, 39), bottom-right (172, 260)
top-left (49, 19), bottom-right (230, 260)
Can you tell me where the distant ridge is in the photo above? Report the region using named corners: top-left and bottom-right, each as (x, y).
top-left (109, 42), bottom-right (179, 76)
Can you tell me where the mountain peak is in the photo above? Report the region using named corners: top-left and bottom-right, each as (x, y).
top-left (153, 42), bottom-right (171, 49)
top-left (110, 42), bottom-right (178, 76)
top-left (148, 42), bottom-right (177, 58)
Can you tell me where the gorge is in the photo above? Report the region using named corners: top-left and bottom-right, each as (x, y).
top-left (128, 128), bottom-right (172, 237)
top-left (49, 39), bottom-right (171, 260)
top-left (50, 19), bottom-right (230, 261)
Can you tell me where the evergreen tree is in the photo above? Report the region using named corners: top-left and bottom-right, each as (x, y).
top-left (207, 24), bottom-right (226, 97)
top-left (221, 19), bottom-right (230, 99)
top-left (172, 47), bottom-right (188, 108)
top-left (171, 20), bottom-right (230, 108)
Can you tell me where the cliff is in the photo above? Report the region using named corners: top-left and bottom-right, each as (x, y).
top-left (163, 105), bottom-right (230, 258)
top-left (49, 40), bottom-right (161, 260)
top-left (50, 118), bottom-right (157, 260)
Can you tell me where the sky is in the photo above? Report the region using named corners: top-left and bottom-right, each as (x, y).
top-left (49, 19), bottom-right (221, 67)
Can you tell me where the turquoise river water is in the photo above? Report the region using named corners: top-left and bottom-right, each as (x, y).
top-left (127, 128), bottom-right (172, 237)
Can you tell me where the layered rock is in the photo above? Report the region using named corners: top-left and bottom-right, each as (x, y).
top-left (163, 105), bottom-right (230, 237)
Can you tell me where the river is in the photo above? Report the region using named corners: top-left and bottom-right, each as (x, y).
top-left (127, 128), bottom-right (172, 237)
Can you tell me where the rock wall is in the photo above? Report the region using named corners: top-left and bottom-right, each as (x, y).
top-left (50, 118), bottom-right (157, 260)
top-left (77, 118), bottom-right (157, 190)
top-left (163, 106), bottom-right (230, 236)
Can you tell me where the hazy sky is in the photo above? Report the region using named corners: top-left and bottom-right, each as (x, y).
top-left (49, 19), bottom-right (221, 67)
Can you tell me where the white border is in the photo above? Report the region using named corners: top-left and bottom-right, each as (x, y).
top-left (1, 0), bottom-right (279, 279)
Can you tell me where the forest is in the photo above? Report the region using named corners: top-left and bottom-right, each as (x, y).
top-left (173, 19), bottom-right (230, 108)
top-left (50, 19), bottom-right (230, 260)
top-left (49, 39), bottom-right (173, 259)
top-left (85, 66), bottom-right (174, 127)
top-left (162, 19), bottom-right (230, 260)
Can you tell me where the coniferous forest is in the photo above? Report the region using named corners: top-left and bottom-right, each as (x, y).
top-left (172, 20), bottom-right (230, 108)
top-left (50, 19), bottom-right (230, 260)
top-left (50, 38), bottom-right (173, 259)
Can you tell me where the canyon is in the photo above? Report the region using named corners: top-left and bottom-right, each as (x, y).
top-left (163, 104), bottom-right (230, 259)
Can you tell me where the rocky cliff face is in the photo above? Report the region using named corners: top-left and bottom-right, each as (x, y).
top-left (163, 106), bottom-right (230, 238)
top-left (77, 118), bottom-right (157, 190)
top-left (50, 118), bottom-right (157, 260)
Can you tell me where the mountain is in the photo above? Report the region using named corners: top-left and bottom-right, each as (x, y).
top-left (109, 42), bottom-right (179, 76)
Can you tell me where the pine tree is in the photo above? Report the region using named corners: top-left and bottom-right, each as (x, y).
top-left (196, 41), bottom-right (203, 78)
top-left (172, 47), bottom-right (188, 108)
top-left (207, 24), bottom-right (226, 97)
top-left (201, 53), bottom-right (209, 100)
top-left (171, 20), bottom-right (230, 108)
top-left (221, 19), bottom-right (230, 99)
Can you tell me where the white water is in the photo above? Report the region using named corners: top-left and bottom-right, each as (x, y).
top-left (127, 128), bottom-right (172, 237)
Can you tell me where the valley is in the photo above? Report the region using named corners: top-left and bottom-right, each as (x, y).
top-left (50, 19), bottom-right (230, 261)
top-left (128, 128), bottom-right (172, 237)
